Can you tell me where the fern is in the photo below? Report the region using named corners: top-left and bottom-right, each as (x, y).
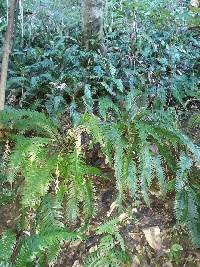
top-left (126, 159), bottom-right (138, 200)
top-left (0, 231), bottom-right (16, 264)
top-left (98, 97), bottom-right (120, 120)
top-left (114, 145), bottom-right (124, 206)
top-left (188, 113), bottom-right (200, 129)
top-left (82, 97), bottom-right (200, 246)
top-left (175, 153), bottom-right (200, 246)
top-left (0, 108), bottom-right (104, 264)
top-left (16, 229), bottom-right (78, 267)
top-left (36, 195), bottom-right (64, 232)
top-left (0, 107), bottom-right (58, 137)
top-left (152, 155), bottom-right (167, 195)
top-left (84, 217), bottom-right (131, 267)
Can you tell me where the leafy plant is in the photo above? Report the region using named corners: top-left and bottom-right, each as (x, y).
top-left (0, 108), bottom-right (104, 265)
top-left (168, 244), bottom-right (183, 264)
top-left (84, 216), bottom-right (131, 267)
top-left (82, 92), bottom-right (200, 242)
top-left (1, 0), bottom-right (200, 266)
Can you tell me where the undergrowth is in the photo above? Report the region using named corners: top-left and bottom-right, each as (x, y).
top-left (0, 0), bottom-right (200, 266)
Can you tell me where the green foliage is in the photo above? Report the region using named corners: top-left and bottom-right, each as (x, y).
top-left (175, 154), bottom-right (200, 247)
top-left (84, 217), bottom-right (131, 267)
top-left (0, 231), bottom-right (16, 264)
top-left (1, 0), bottom-right (200, 265)
top-left (168, 244), bottom-right (183, 264)
top-left (0, 108), bottom-right (104, 265)
top-left (3, 0), bottom-right (199, 118)
top-left (83, 98), bottom-right (200, 241)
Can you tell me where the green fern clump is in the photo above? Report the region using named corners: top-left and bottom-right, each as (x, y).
top-left (82, 93), bottom-right (200, 244)
top-left (0, 108), bottom-right (104, 265)
top-left (1, 101), bottom-right (200, 266)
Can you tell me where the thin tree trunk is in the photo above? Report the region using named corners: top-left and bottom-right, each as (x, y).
top-left (0, 0), bottom-right (17, 111)
top-left (82, 0), bottom-right (104, 49)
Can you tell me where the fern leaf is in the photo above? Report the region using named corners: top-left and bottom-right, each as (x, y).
top-left (16, 230), bottom-right (78, 267)
top-left (152, 156), bottom-right (167, 195)
top-left (114, 145), bottom-right (124, 206)
top-left (127, 160), bottom-right (138, 200)
top-left (139, 145), bottom-right (152, 205)
top-left (0, 231), bottom-right (16, 263)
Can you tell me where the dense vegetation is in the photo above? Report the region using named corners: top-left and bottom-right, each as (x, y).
top-left (0, 0), bottom-right (200, 266)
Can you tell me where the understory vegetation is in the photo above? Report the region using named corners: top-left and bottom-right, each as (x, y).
top-left (0, 0), bottom-right (200, 266)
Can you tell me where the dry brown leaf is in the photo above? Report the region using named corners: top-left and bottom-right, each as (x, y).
top-left (142, 226), bottom-right (162, 251)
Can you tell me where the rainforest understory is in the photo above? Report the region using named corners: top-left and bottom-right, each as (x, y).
top-left (0, 1), bottom-right (200, 266)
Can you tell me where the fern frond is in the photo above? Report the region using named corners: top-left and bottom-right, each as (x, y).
top-left (83, 179), bottom-right (96, 221)
top-left (21, 152), bottom-right (57, 207)
top-left (84, 248), bottom-right (130, 267)
top-left (0, 107), bottom-right (58, 138)
top-left (6, 134), bottom-right (50, 184)
top-left (96, 218), bottom-right (119, 236)
top-left (16, 230), bottom-right (78, 267)
top-left (0, 231), bottom-right (16, 263)
top-left (114, 145), bottom-right (124, 206)
top-left (188, 113), bottom-right (200, 129)
top-left (66, 181), bottom-right (79, 222)
top-left (84, 217), bottom-right (130, 267)
top-left (127, 159), bottom-right (138, 200)
top-left (82, 114), bottom-right (104, 146)
top-left (139, 144), bottom-right (153, 205)
top-left (36, 194), bottom-right (64, 232)
top-left (175, 153), bottom-right (193, 193)
top-left (187, 188), bottom-right (200, 247)
top-left (152, 155), bottom-right (167, 195)
top-left (98, 97), bottom-right (120, 120)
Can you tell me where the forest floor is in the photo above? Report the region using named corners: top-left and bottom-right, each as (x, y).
top-left (55, 167), bottom-right (200, 267)
top-left (0, 127), bottom-right (200, 267)
top-left (0, 118), bottom-right (199, 267)
top-left (55, 183), bottom-right (200, 267)
top-left (53, 121), bottom-right (200, 267)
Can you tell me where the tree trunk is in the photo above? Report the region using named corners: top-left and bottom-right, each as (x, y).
top-left (0, 0), bottom-right (17, 111)
top-left (82, 0), bottom-right (104, 49)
